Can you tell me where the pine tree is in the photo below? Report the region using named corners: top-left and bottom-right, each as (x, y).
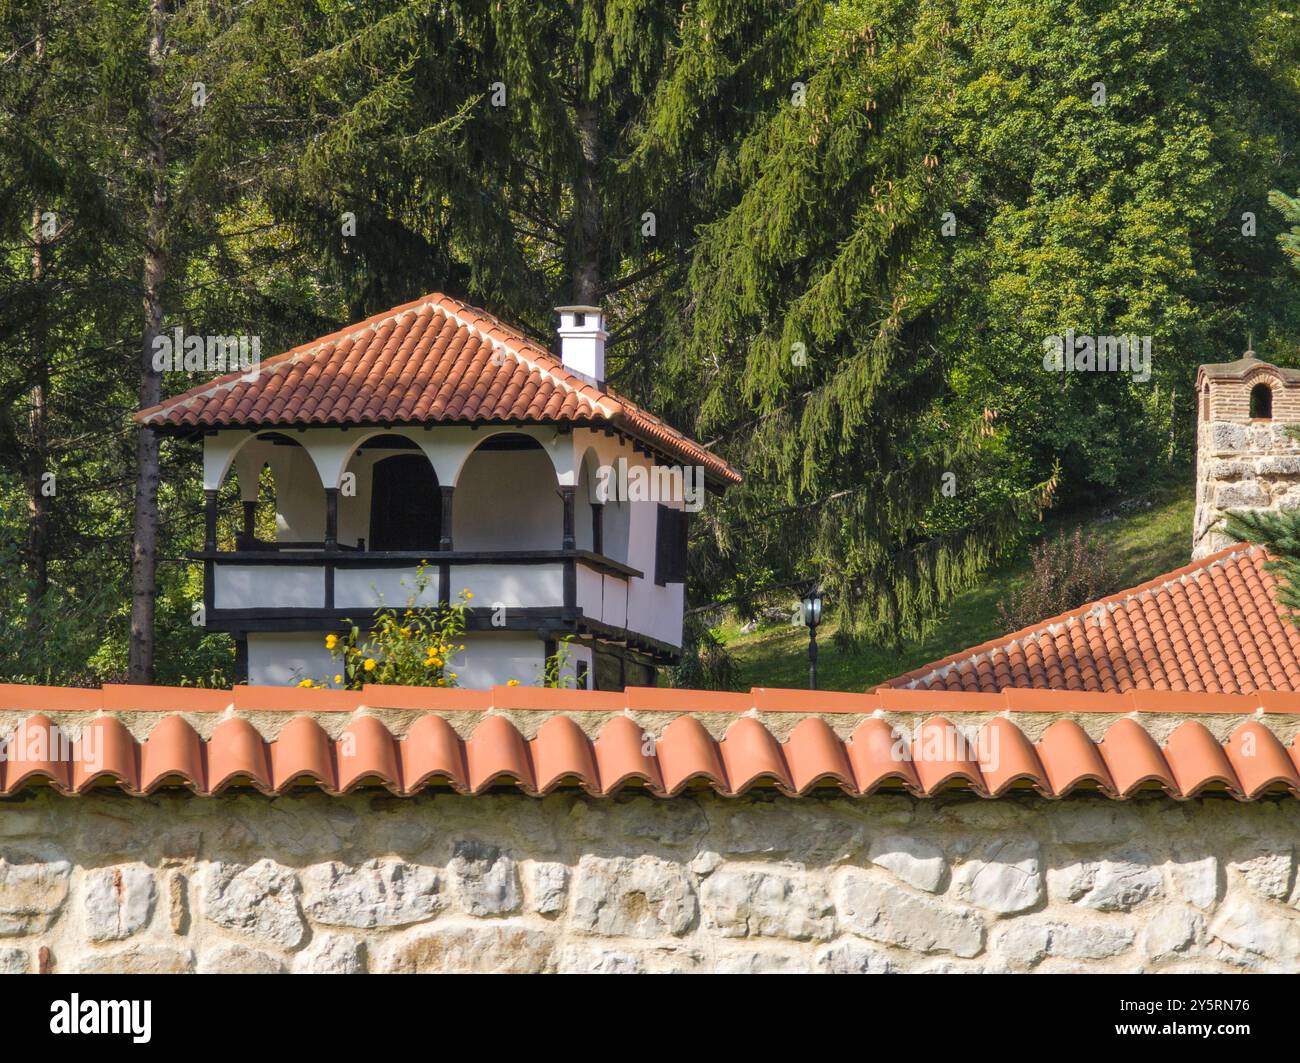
top-left (1224, 495), bottom-right (1300, 620)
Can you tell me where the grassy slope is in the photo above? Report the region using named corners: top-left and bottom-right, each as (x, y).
top-left (718, 484), bottom-right (1196, 692)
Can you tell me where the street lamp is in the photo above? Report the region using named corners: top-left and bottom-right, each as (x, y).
top-left (800, 586), bottom-right (823, 690)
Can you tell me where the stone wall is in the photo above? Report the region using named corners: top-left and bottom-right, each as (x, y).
top-left (1, 787), bottom-right (1297, 973)
top-left (1193, 366), bottom-right (1300, 559)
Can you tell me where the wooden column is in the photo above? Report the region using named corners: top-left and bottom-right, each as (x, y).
top-left (240, 499), bottom-right (256, 547)
top-left (439, 486), bottom-right (454, 550)
top-left (324, 487), bottom-right (339, 551)
top-left (203, 489), bottom-right (218, 551)
top-left (560, 485), bottom-right (575, 550)
top-left (591, 501), bottom-right (604, 555)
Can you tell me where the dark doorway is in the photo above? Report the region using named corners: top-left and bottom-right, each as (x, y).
top-left (370, 454), bottom-right (440, 551)
top-left (1250, 383), bottom-right (1273, 420)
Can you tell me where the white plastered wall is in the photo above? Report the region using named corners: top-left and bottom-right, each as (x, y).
top-left (247, 632), bottom-right (336, 687)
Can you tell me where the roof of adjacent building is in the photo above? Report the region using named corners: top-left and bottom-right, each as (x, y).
top-left (883, 545), bottom-right (1300, 695)
top-left (1196, 353), bottom-right (1300, 382)
top-left (2, 681), bottom-right (1300, 800)
top-left (134, 292), bottom-right (741, 485)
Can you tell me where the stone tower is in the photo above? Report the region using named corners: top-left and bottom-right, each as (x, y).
top-left (1193, 352), bottom-right (1300, 559)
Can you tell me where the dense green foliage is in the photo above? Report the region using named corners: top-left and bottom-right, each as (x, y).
top-left (1, 0), bottom-right (1299, 684)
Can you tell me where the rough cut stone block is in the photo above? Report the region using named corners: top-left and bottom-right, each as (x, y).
top-left (0, 858), bottom-right (71, 936)
top-left (200, 859), bottom-right (304, 947)
top-left (1230, 846), bottom-right (1295, 901)
top-left (526, 861), bottom-right (569, 915)
top-left (197, 944), bottom-right (285, 974)
top-left (83, 864), bottom-right (156, 942)
top-left (1168, 853), bottom-right (1219, 910)
top-left (76, 946), bottom-right (195, 974)
top-left (1144, 907), bottom-right (1203, 962)
top-left (450, 841), bottom-right (521, 916)
top-left (571, 855), bottom-right (697, 938)
top-left (1256, 455), bottom-right (1300, 476)
top-left (700, 868), bottom-right (835, 941)
top-left (0, 947), bottom-right (30, 974)
top-left (833, 870), bottom-right (984, 958)
top-left (1215, 481), bottom-right (1270, 508)
top-left (1054, 853), bottom-right (1162, 911)
top-left (868, 835), bottom-right (946, 893)
top-left (816, 938), bottom-right (896, 973)
top-left (1209, 422), bottom-right (1249, 453)
top-left (1210, 895), bottom-right (1300, 966)
top-left (952, 839), bottom-right (1043, 913)
top-left (557, 945), bottom-right (645, 973)
top-left (381, 923), bottom-right (557, 974)
top-left (715, 949), bottom-right (812, 974)
top-left (293, 933), bottom-right (366, 974)
top-left (301, 859), bottom-right (440, 929)
top-left (995, 919), bottom-right (1134, 965)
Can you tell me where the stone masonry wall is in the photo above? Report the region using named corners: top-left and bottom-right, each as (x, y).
top-left (1, 787), bottom-right (1298, 973)
top-left (1194, 416), bottom-right (1300, 560)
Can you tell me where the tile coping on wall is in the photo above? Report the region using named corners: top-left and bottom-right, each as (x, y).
top-left (5, 682), bottom-right (1300, 715)
top-left (0, 684), bottom-right (1297, 801)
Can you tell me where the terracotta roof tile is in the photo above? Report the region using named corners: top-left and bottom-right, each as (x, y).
top-left (885, 545), bottom-right (1300, 695)
top-left (1, 681), bottom-right (1299, 800)
top-left (135, 293), bottom-right (740, 485)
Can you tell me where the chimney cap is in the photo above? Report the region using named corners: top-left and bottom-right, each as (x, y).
top-left (555, 304), bottom-right (604, 317)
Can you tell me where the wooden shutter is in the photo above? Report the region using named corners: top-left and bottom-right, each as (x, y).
top-left (655, 505), bottom-right (688, 585)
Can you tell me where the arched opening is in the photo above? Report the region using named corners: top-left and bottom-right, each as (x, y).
top-left (1250, 382), bottom-right (1273, 420)
top-left (225, 432), bottom-right (321, 546)
top-left (576, 449), bottom-right (599, 553)
top-left (371, 455), bottom-right (440, 550)
top-left (454, 433), bottom-right (560, 550)
top-left (341, 434), bottom-right (439, 551)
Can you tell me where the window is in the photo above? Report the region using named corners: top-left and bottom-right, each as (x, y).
top-left (369, 454), bottom-right (440, 551)
top-left (591, 502), bottom-right (604, 555)
top-left (654, 504), bottom-right (688, 585)
top-left (1250, 382), bottom-right (1273, 420)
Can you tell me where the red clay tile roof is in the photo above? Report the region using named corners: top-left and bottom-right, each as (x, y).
top-left (883, 545), bottom-right (1300, 695)
top-left (134, 292), bottom-right (741, 485)
top-left (3, 682), bottom-right (1300, 799)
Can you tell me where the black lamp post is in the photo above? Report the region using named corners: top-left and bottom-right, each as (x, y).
top-left (800, 586), bottom-right (823, 690)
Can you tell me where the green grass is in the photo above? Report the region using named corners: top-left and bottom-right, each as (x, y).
top-left (718, 483), bottom-right (1196, 692)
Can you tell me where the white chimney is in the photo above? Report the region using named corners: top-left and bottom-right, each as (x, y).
top-left (555, 305), bottom-right (607, 385)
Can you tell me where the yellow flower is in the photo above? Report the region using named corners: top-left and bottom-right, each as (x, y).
top-left (325, 634), bottom-right (338, 650)
top-left (400, 627), bottom-right (411, 637)
top-left (334, 675), bottom-right (343, 685)
top-left (430, 657), bottom-right (442, 668)
top-left (507, 679), bottom-right (521, 687)
top-left (297, 679), bottom-right (314, 688)
top-left (363, 658), bottom-right (377, 672)
top-left (464, 590), bottom-right (474, 599)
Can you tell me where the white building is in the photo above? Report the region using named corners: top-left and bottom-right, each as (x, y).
top-left (138, 294), bottom-right (741, 688)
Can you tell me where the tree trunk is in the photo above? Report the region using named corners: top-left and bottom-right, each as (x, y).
top-left (128, 0), bottom-right (168, 683)
top-left (571, 99), bottom-right (602, 304)
top-left (26, 205), bottom-right (50, 613)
